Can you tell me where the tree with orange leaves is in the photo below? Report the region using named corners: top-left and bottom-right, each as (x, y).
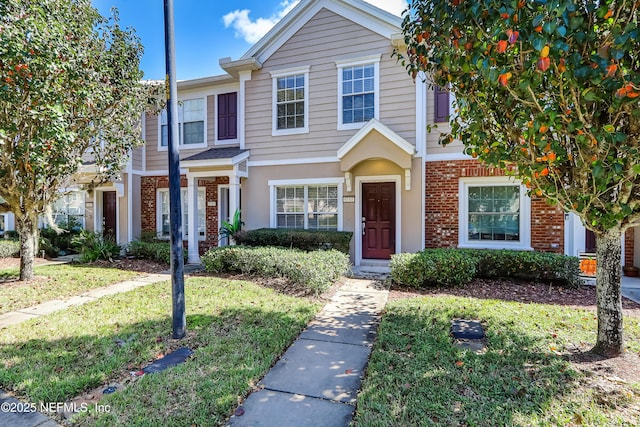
top-left (398, 0), bottom-right (639, 357)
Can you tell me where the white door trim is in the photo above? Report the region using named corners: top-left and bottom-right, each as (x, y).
top-left (354, 175), bottom-right (401, 266)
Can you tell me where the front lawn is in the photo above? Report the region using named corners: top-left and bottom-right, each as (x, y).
top-left (0, 276), bottom-right (321, 426)
top-left (354, 295), bottom-right (640, 426)
top-left (0, 264), bottom-right (141, 315)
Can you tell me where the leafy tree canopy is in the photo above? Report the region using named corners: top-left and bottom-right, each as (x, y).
top-left (0, 0), bottom-right (159, 280)
top-left (400, 0), bottom-right (640, 233)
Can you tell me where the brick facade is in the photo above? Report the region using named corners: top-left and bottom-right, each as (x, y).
top-left (625, 228), bottom-right (635, 267)
top-left (425, 160), bottom-right (564, 253)
top-left (140, 175), bottom-right (230, 254)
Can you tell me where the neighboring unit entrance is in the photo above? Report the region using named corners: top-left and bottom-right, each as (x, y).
top-left (102, 191), bottom-right (116, 239)
top-left (362, 182), bottom-right (395, 259)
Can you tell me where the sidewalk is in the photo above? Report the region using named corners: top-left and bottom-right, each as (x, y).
top-left (0, 273), bottom-right (168, 329)
top-left (0, 267), bottom-right (175, 427)
top-left (226, 276), bottom-right (390, 427)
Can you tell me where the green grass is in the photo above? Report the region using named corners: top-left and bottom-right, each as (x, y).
top-left (0, 264), bottom-right (142, 315)
top-left (0, 277), bottom-right (320, 426)
top-left (354, 296), bottom-right (640, 427)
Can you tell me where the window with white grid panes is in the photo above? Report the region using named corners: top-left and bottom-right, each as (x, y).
top-left (276, 74), bottom-right (305, 130)
top-left (276, 185), bottom-right (338, 230)
top-left (158, 188), bottom-right (206, 239)
top-left (342, 64), bottom-right (375, 124)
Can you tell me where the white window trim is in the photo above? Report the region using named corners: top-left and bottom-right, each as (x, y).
top-left (268, 177), bottom-right (344, 231)
top-left (336, 54), bottom-right (381, 131)
top-left (52, 190), bottom-right (86, 229)
top-left (458, 176), bottom-right (532, 250)
top-left (215, 92), bottom-right (239, 146)
top-left (271, 65), bottom-right (310, 136)
top-left (158, 96), bottom-right (208, 151)
top-left (156, 188), bottom-right (206, 241)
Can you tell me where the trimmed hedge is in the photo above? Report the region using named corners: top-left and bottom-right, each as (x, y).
top-left (390, 249), bottom-right (477, 288)
top-left (460, 249), bottom-right (582, 286)
top-left (128, 240), bottom-right (187, 264)
top-left (201, 246), bottom-right (350, 294)
top-left (391, 248), bottom-right (581, 288)
top-left (0, 240), bottom-right (20, 258)
top-left (233, 228), bottom-right (353, 254)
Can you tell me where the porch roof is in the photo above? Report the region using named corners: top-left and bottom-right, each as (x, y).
top-left (181, 148), bottom-right (250, 171)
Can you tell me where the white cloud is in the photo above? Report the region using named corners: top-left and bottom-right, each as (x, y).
top-left (364, 0), bottom-right (408, 16)
top-left (223, 1), bottom-right (300, 44)
top-left (223, 0), bottom-right (408, 44)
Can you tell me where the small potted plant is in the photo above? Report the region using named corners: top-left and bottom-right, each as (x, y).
top-left (623, 265), bottom-right (639, 277)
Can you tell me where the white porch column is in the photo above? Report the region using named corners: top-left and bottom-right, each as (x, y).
top-left (229, 174), bottom-right (240, 244)
top-left (187, 175), bottom-right (200, 264)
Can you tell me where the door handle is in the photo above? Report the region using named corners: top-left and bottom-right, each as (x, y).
top-left (362, 217), bottom-right (366, 236)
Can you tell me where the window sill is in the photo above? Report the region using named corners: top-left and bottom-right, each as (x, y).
top-left (458, 242), bottom-right (533, 251)
top-left (272, 127), bottom-right (309, 136)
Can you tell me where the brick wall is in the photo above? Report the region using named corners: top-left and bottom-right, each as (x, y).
top-left (140, 175), bottom-right (230, 255)
top-left (425, 160), bottom-right (564, 253)
top-left (625, 228), bottom-right (635, 266)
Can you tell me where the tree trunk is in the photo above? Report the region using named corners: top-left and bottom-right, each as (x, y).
top-left (592, 228), bottom-right (624, 358)
top-left (16, 214), bottom-right (38, 281)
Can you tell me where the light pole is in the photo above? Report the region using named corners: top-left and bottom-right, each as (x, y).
top-left (163, 0), bottom-right (185, 339)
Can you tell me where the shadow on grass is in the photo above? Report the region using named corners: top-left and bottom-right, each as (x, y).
top-left (0, 304), bottom-right (316, 426)
top-left (354, 297), bottom-right (586, 426)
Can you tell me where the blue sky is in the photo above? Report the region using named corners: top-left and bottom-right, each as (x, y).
top-left (91, 0), bottom-right (407, 81)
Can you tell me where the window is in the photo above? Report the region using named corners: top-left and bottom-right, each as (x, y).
top-left (337, 55), bottom-right (380, 130)
top-left (160, 98), bottom-right (205, 147)
top-left (274, 184), bottom-right (340, 230)
top-left (434, 85), bottom-right (450, 122)
top-left (157, 188), bottom-right (205, 240)
top-left (217, 92), bottom-right (237, 141)
top-left (459, 178), bottom-right (531, 250)
top-left (52, 191), bottom-right (85, 228)
top-left (271, 66), bottom-right (309, 135)
top-left (0, 214), bottom-right (5, 235)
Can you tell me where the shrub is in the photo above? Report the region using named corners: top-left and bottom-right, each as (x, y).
top-left (201, 246), bottom-right (350, 294)
top-left (234, 228), bottom-right (353, 254)
top-left (459, 249), bottom-right (582, 287)
top-left (390, 249), bottom-right (477, 288)
top-left (391, 248), bottom-right (582, 288)
top-left (72, 231), bottom-right (121, 263)
top-left (38, 219), bottom-right (83, 257)
top-left (0, 240), bottom-right (20, 258)
top-left (127, 239), bottom-right (187, 264)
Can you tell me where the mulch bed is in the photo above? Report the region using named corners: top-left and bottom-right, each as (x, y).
top-left (388, 277), bottom-right (640, 316)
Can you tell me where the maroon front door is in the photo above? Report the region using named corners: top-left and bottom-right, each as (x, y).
top-left (362, 182), bottom-right (395, 259)
top-left (102, 191), bottom-right (116, 239)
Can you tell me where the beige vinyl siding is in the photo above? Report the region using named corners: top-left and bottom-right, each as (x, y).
top-left (425, 86), bottom-right (465, 155)
top-left (245, 8), bottom-right (416, 161)
top-left (144, 97), bottom-right (218, 171)
top-left (132, 147), bottom-right (143, 170)
top-left (207, 95), bottom-right (215, 144)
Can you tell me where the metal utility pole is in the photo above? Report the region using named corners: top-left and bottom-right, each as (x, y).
top-left (163, 0), bottom-right (186, 339)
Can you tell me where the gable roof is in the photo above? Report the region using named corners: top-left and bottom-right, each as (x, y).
top-left (239, 0), bottom-right (402, 67)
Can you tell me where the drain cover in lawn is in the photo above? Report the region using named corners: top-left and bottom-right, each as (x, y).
top-left (143, 348), bottom-right (193, 374)
top-left (451, 319), bottom-right (485, 340)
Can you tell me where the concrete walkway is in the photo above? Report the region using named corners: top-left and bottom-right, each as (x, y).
top-left (0, 273), bottom-right (169, 329)
top-left (226, 277), bottom-right (390, 427)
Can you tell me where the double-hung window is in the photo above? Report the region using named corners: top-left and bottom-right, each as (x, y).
top-left (336, 55), bottom-right (380, 130)
top-left (271, 66), bottom-right (309, 135)
top-left (459, 178), bottom-right (531, 250)
top-left (160, 98), bottom-right (206, 148)
top-left (157, 188), bottom-right (206, 240)
top-left (270, 179), bottom-right (343, 231)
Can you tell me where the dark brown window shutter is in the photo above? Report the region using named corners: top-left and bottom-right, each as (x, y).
top-left (218, 92), bottom-right (237, 140)
top-left (434, 85), bottom-right (450, 122)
